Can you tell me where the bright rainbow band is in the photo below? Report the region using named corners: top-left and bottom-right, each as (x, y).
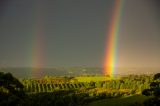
top-left (104, 0), bottom-right (125, 78)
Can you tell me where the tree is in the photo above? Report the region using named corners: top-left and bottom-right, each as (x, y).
top-left (154, 73), bottom-right (160, 80)
top-left (0, 72), bottom-right (25, 105)
top-left (0, 72), bottom-right (24, 95)
top-left (142, 73), bottom-right (160, 106)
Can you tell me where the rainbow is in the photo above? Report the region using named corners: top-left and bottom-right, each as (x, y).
top-left (31, 1), bottom-right (45, 78)
top-left (104, 0), bottom-right (125, 78)
top-left (32, 24), bottom-right (44, 78)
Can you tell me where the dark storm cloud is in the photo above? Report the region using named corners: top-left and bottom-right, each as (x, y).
top-left (153, 0), bottom-right (160, 24)
top-left (0, 0), bottom-right (10, 17)
top-left (0, 0), bottom-right (113, 67)
top-left (0, 0), bottom-right (159, 68)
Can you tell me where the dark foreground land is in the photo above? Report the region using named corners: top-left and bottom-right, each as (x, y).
top-left (0, 72), bottom-right (160, 106)
top-left (86, 95), bottom-right (151, 106)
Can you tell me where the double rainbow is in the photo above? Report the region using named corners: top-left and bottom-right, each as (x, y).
top-left (104, 0), bottom-right (125, 78)
top-left (29, 0), bottom-right (125, 78)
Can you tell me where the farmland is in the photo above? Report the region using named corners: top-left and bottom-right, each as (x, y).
top-left (1, 72), bottom-right (160, 106)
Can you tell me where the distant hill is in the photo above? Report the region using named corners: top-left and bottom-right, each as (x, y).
top-left (0, 67), bottom-right (159, 78)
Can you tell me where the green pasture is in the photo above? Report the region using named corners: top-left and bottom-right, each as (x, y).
top-left (75, 76), bottom-right (112, 82)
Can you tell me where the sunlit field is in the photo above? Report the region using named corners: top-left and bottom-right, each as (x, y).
top-left (75, 76), bottom-right (112, 82)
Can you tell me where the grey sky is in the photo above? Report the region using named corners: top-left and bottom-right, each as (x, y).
top-left (0, 0), bottom-right (159, 68)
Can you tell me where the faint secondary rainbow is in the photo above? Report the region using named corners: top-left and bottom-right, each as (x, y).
top-left (31, 1), bottom-right (45, 78)
top-left (31, 23), bottom-right (45, 78)
top-left (104, 0), bottom-right (125, 78)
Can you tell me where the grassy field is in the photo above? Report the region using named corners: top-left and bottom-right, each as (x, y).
top-left (86, 95), bottom-right (151, 106)
top-left (75, 76), bottom-right (112, 82)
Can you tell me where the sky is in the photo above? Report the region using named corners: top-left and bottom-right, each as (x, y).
top-left (0, 0), bottom-right (159, 68)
